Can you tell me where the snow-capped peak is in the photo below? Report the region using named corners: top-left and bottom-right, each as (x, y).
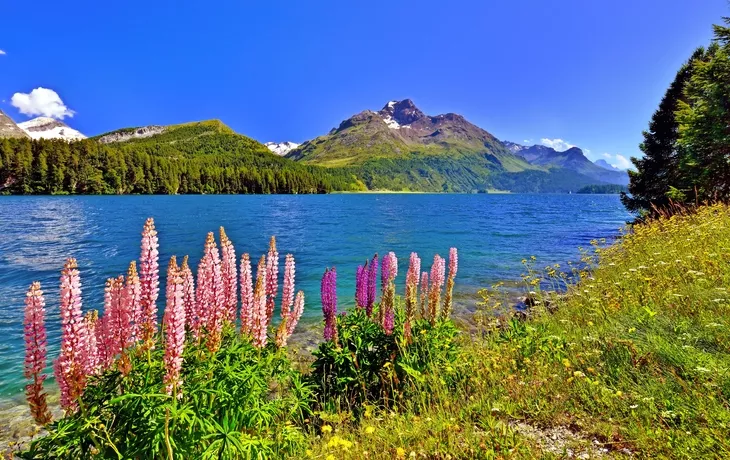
top-left (265, 141), bottom-right (300, 156)
top-left (18, 117), bottom-right (86, 141)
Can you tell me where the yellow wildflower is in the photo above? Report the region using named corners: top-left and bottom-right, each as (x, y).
top-left (396, 447), bottom-right (406, 458)
top-left (321, 424), bottom-right (333, 434)
top-left (365, 426), bottom-right (375, 434)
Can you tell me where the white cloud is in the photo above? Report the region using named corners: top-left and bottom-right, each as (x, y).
top-left (0, 50), bottom-right (6, 55)
top-left (612, 154), bottom-right (632, 170)
top-left (522, 139), bottom-right (532, 144)
top-left (11, 87), bottom-right (75, 119)
top-left (598, 152), bottom-right (633, 170)
top-left (540, 138), bottom-right (575, 151)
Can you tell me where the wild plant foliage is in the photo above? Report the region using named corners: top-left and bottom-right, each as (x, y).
top-left (312, 248), bottom-right (459, 413)
top-left (20, 218), bottom-right (461, 458)
top-left (21, 219), bottom-right (308, 458)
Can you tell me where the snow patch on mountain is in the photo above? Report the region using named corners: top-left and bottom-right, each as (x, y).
top-left (265, 141), bottom-right (300, 156)
top-left (18, 117), bottom-right (86, 141)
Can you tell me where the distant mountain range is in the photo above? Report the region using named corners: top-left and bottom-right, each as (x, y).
top-left (502, 141), bottom-right (629, 185)
top-left (0, 100), bottom-right (630, 193)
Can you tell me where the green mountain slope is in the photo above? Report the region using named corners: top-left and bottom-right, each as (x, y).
top-left (287, 100), bottom-right (611, 192)
top-left (0, 120), bottom-right (361, 195)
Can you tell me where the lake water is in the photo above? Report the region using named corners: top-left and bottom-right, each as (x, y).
top-left (0, 194), bottom-right (630, 401)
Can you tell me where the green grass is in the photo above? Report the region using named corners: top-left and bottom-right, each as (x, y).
top-left (304, 204), bottom-right (730, 459)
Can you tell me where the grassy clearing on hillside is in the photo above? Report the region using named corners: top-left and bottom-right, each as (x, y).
top-left (305, 204), bottom-right (730, 459)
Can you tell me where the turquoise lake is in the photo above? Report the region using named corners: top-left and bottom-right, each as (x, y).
top-left (0, 194), bottom-right (630, 400)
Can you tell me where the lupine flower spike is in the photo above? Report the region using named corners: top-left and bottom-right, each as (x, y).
top-left (163, 263), bottom-right (186, 396)
top-left (428, 255), bottom-right (446, 325)
top-left (287, 290), bottom-right (305, 337)
top-left (265, 236), bottom-right (279, 322)
top-left (23, 282), bottom-right (52, 425)
top-left (276, 254), bottom-right (296, 347)
top-left (139, 218), bottom-right (160, 348)
top-left (404, 252), bottom-right (420, 342)
top-left (83, 310), bottom-right (100, 375)
top-left (55, 257), bottom-right (88, 413)
top-left (442, 248), bottom-right (458, 320)
top-left (125, 261), bottom-right (142, 344)
top-left (321, 268), bottom-right (338, 343)
top-left (355, 262), bottom-right (368, 309)
top-left (180, 257), bottom-right (196, 338)
top-left (420, 272), bottom-right (429, 319)
top-left (366, 254), bottom-right (378, 317)
top-left (239, 253), bottom-right (254, 335)
top-left (251, 255), bottom-right (269, 348)
top-left (380, 252), bottom-right (397, 334)
top-left (200, 232), bottom-right (225, 353)
top-left (220, 227), bottom-right (238, 323)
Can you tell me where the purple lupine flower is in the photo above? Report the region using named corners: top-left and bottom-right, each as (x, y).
top-left (321, 268), bottom-right (338, 343)
top-left (381, 253), bottom-right (390, 292)
top-left (366, 254), bottom-right (378, 316)
top-left (355, 262), bottom-right (368, 309)
top-left (428, 255), bottom-right (446, 324)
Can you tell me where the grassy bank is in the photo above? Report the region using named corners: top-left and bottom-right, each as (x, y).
top-left (304, 204), bottom-right (730, 459)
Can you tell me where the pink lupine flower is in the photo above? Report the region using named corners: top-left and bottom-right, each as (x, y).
top-left (239, 253), bottom-right (254, 335)
top-left (199, 232), bottom-right (225, 353)
top-left (281, 254), bottom-right (295, 321)
top-left (84, 310), bottom-right (100, 375)
top-left (95, 313), bottom-right (109, 371)
top-left (251, 255), bottom-right (269, 348)
top-left (165, 255), bottom-right (180, 332)
top-left (321, 268), bottom-right (338, 342)
top-left (24, 282), bottom-right (52, 425)
top-left (275, 254), bottom-right (298, 347)
top-left (265, 236), bottom-right (279, 321)
top-left (55, 257), bottom-right (88, 413)
top-left (163, 263), bottom-right (186, 396)
top-left (139, 218), bottom-right (160, 347)
top-left (428, 255), bottom-right (446, 325)
top-left (287, 290), bottom-right (305, 337)
top-left (404, 252), bottom-right (421, 342)
top-left (180, 256), bottom-right (196, 337)
top-left (420, 272), bottom-right (429, 318)
top-left (110, 276), bottom-right (130, 361)
top-left (442, 248), bottom-right (458, 320)
top-left (125, 261), bottom-right (142, 343)
top-left (220, 227), bottom-right (238, 323)
top-left (448, 247), bottom-right (458, 278)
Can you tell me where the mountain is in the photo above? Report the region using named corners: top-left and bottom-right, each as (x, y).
top-left (0, 110), bottom-right (30, 139)
top-left (288, 99), bottom-right (529, 171)
top-left (17, 117), bottom-right (86, 141)
top-left (286, 100), bottom-right (614, 192)
top-left (594, 159), bottom-right (622, 171)
top-left (265, 141), bottom-right (300, 156)
top-left (503, 141), bottom-right (629, 186)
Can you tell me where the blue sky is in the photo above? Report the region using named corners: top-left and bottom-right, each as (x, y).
top-left (0, 0), bottom-right (726, 168)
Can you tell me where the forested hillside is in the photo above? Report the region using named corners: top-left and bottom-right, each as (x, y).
top-left (0, 121), bottom-right (361, 195)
